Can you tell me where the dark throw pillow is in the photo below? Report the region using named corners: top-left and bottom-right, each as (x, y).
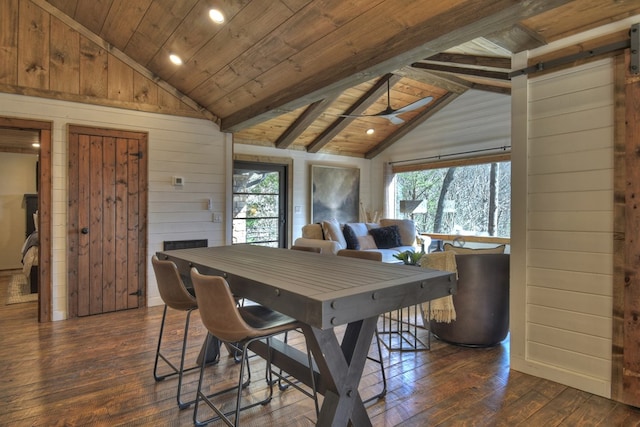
top-left (342, 224), bottom-right (361, 250)
top-left (369, 225), bottom-right (402, 249)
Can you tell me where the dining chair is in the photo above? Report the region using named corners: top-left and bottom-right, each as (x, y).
top-left (290, 245), bottom-right (321, 253)
top-left (151, 255), bottom-right (201, 409)
top-left (336, 250), bottom-right (387, 402)
top-left (336, 249), bottom-right (382, 261)
top-left (190, 267), bottom-right (318, 426)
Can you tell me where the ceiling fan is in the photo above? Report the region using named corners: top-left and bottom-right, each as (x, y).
top-left (339, 79), bottom-right (434, 125)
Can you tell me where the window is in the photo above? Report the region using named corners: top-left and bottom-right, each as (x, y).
top-left (394, 158), bottom-right (510, 238)
top-left (232, 161), bottom-right (287, 247)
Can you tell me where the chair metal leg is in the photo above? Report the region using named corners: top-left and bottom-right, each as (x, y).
top-left (364, 328), bottom-right (387, 403)
top-left (153, 305), bottom-right (200, 409)
top-left (274, 330), bottom-right (320, 416)
top-left (193, 336), bottom-right (274, 427)
top-left (153, 305), bottom-right (169, 381)
top-left (276, 331), bottom-right (290, 390)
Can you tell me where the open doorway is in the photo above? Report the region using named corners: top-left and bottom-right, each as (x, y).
top-left (0, 117), bottom-right (51, 322)
top-left (0, 132), bottom-right (39, 308)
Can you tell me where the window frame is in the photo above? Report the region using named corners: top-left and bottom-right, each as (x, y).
top-left (392, 153), bottom-right (511, 243)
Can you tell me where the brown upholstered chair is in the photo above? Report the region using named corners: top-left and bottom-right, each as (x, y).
top-left (291, 245), bottom-right (321, 253)
top-left (430, 253), bottom-right (510, 347)
top-left (190, 268), bottom-right (317, 426)
top-left (336, 249), bottom-right (382, 261)
top-left (151, 255), bottom-right (200, 409)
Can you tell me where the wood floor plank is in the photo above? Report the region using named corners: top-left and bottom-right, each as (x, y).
top-left (1, 273), bottom-right (640, 426)
top-left (522, 387), bottom-right (592, 426)
top-left (560, 393), bottom-right (634, 426)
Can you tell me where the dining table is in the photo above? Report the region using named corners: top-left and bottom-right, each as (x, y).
top-left (157, 244), bottom-right (456, 427)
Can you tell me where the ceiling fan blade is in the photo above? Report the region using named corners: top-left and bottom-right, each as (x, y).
top-left (392, 96), bottom-right (434, 114)
top-left (338, 96), bottom-right (433, 120)
top-left (384, 114), bottom-right (405, 125)
top-left (337, 112), bottom-right (404, 124)
top-left (334, 78), bottom-right (432, 125)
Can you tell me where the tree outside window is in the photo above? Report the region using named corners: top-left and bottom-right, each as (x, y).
top-left (395, 161), bottom-right (510, 238)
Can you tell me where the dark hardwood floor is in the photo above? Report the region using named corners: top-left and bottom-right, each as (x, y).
top-left (1, 270), bottom-right (639, 426)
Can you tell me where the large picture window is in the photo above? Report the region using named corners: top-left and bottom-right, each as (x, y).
top-left (394, 157), bottom-right (510, 238)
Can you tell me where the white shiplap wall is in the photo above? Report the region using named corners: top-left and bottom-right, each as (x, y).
top-left (372, 89), bottom-right (511, 218)
top-left (377, 89), bottom-right (511, 163)
top-left (0, 92), bottom-right (228, 319)
top-left (232, 143), bottom-right (374, 242)
top-left (512, 59), bottom-right (614, 397)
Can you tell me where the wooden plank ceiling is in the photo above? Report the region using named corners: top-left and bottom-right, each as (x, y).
top-left (29, 0), bottom-right (640, 158)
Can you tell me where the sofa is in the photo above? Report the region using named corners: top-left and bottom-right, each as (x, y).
top-left (293, 218), bottom-right (430, 263)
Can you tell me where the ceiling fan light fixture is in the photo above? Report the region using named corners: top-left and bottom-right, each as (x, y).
top-left (169, 54), bottom-right (183, 65)
top-left (209, 9), bottom-right (225, 23)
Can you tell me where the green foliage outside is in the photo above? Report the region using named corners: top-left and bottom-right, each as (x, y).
top-left (395, 162), bottom-right (511, 237)
top-left (233, 170), bottom-right (280, 245)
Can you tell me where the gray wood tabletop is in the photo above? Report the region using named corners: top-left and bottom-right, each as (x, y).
top-left (158, 245), bottom-right (455, 330)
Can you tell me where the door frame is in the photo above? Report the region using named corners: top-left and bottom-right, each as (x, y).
top-left (0, 116), bottom-right (52, 322)
top-left (233, 154), bottom-right (293, 248)
top-left (612, 49), bottom-right (640, 406)
top-left (232, 160), bottom-right (287, 247)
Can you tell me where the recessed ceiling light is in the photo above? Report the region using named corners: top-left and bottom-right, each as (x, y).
top-left (209, 9), bottom-right (225, 23)
top-left (169, 54), bottom-right (183, 65)
top-left (366, 128), bottom-right (375, 135)
top-left (32, 143), bottom-right (40, 148)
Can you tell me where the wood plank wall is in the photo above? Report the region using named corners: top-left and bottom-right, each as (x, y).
top-left (0, 0), bottom-right (203, 120)
top-left (525, 59), bottom-right (614, 397)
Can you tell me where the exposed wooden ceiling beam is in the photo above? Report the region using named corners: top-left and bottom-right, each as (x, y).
top-left (470, 83), bottom-right (511, 95)
top-left (426, 53), bottom-right (511, 69)
top-left (407, 67), bottom-right (510, 94)
top-left (307, 74), bottom-right (399, 153)
top-left (366, 92), bottom-right (460, 159)
top-left (394, 66), bottom-right (470, 94)
top-left (485, 23), bottom-right (547, 53)
top-left (221, 0), bottom-right (572, 132)
top-left (275, 96), bottom-right (338, 149)
top-left (411, 62), bottom-right (511, 80)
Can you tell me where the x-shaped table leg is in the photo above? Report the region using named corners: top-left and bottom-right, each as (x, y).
top-left (302, 316), bottom-right (378, 427)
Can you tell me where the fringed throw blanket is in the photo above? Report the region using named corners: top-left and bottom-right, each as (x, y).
top-left (420, 251), bottom-right (457, 323)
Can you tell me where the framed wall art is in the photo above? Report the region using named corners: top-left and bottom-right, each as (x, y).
top-left (310, 164), bottom-right (360, 223)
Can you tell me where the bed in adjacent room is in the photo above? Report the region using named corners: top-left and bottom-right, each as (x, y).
top-left (21, 196), bottom-right (39, 294)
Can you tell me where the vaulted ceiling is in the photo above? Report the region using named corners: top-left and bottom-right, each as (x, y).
top-left (20, 1), bottom-right (640, 157)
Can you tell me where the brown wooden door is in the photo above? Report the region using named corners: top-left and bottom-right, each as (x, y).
top-left (67, 126), bottom-right (147, 317)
